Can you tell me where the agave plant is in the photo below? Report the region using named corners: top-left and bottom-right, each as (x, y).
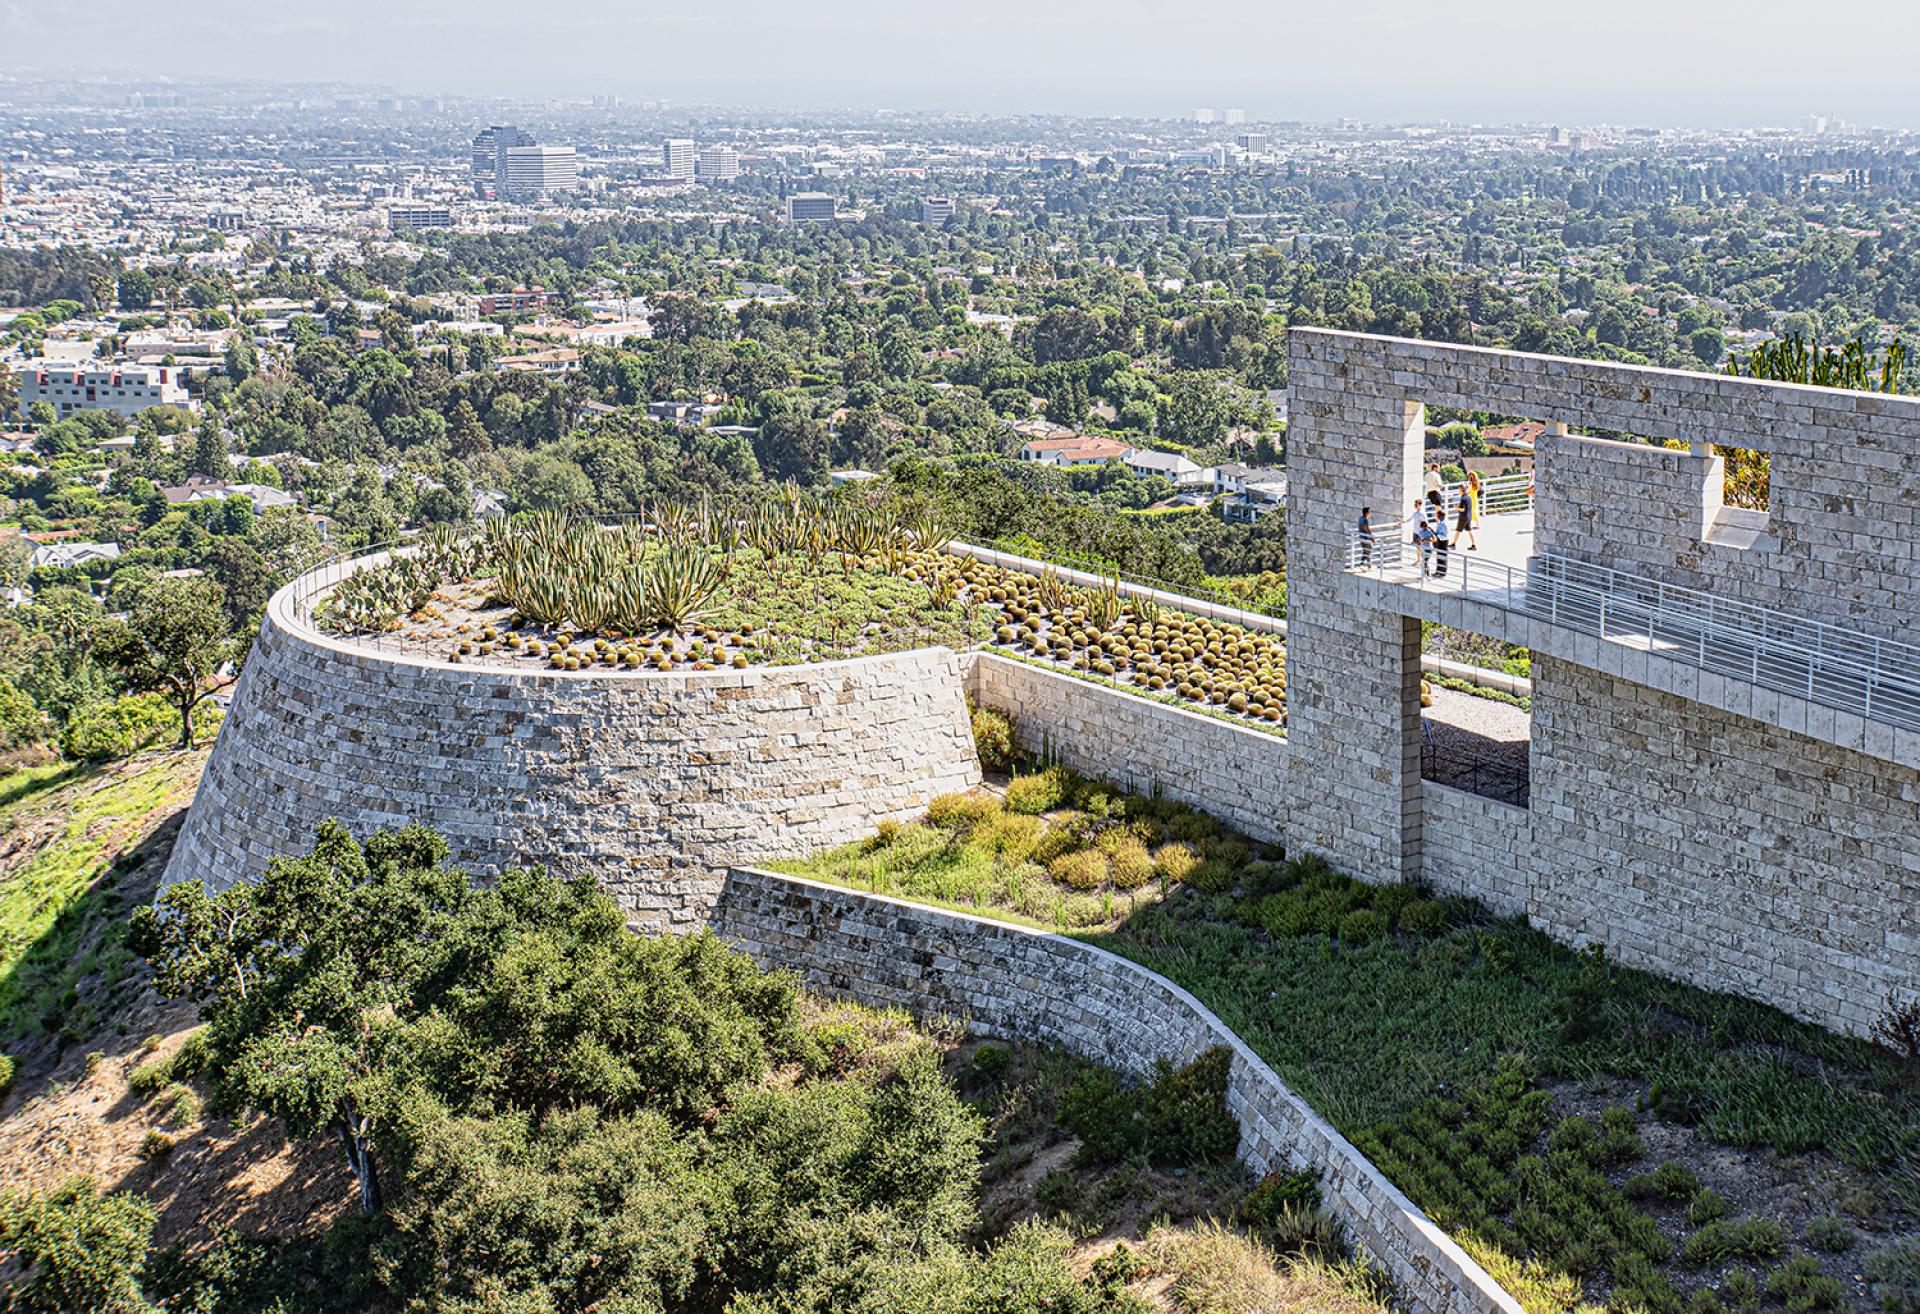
top-left (908, 507), bottom-right (959, 555)
top-left (645, 546), bottom-right (726, 632)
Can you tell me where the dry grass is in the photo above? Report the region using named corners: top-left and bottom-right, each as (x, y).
top-left (1134, 1221), bottom-right (1391, 1314)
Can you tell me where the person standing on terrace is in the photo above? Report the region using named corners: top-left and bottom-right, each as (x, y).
top-left (1357, 506), bottom-right (1375, 567)
top-left (1411, 502), bottom-right (1435, 576)
top-left (1424, 462), bottom-right (1443, 498)
top-left (1458, 470), bottom-right (1481, 551)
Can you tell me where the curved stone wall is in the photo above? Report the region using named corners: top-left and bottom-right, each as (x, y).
top-left (713, 867), bottom-right (1522, 1314)
top-left (165, 570), bottom-right (982, 928)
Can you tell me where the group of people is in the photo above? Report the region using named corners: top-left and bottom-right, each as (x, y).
top-left (1354, 466), bottom-right (1481, 579)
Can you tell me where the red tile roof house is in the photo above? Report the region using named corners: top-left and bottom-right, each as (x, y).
top-left (1017, 436), bottom-right (1136, 467)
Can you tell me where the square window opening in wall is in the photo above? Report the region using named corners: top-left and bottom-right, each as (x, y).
top-left (1703, 443), bottom-right (1775, 551)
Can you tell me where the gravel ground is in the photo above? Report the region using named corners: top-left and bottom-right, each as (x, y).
top-left (1422, 685), bottom-right (1530, 804)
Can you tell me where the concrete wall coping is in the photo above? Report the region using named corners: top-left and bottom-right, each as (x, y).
top-left (266, 554), bottom-right (971, 688)
top-left (1291, 327), bottom-right (1920, 426)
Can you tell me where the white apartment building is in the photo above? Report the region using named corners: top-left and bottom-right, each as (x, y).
top-left (19, 361), bottom-right (191, 419)
top-left (786, 192), bottom-right (838, 224)
top-left (388, 202), bottom-right (454, 230)
top-left (501, 147), bottom-right (580, 199)
top-left (663, 138), bottom-right (695, 181)
top-left (697, 146), bottom-right (740, 181)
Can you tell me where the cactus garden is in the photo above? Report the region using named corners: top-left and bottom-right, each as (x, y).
top-left (311, 495), bottom-right (1286, 728)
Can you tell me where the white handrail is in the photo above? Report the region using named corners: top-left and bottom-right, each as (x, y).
top-left (1343, 526), bottom-right (1920, 733)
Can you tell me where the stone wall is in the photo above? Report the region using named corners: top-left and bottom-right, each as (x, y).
top-left (1419, 782), bottom-right (1530, 919)
top-left (1283, 337), bottom-right (1429, 883)
top-left (1534, 403), bottom-right (1920, 647)
top-left (165, 582), bottom-right (983, 930)
top-left (712, 867), bottom-right (1522, 1314)
top-left (1530, 656), bottom-right (1919, 1034)
top-left (1288, 329), bottom-right (1920, 1036)
top-left (966, 652), bottom-right (1290, 843)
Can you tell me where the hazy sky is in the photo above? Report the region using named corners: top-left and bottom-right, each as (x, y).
top-left (2, 0), bottom-right (1911, 127)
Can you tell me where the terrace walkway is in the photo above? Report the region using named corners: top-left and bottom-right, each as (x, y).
top-left (1345, 495), bottom-right (1920, 750)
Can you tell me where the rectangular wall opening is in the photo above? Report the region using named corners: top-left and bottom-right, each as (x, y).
top-left (1420, 624), bottom-right (1529, 809)
top-left (1703, 442), bottom-right (1774, 550)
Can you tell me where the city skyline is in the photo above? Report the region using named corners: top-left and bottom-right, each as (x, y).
top-left (0, 0), bottom-right (1912, 129)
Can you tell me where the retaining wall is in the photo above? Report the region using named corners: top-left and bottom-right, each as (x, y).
top-left (165, 581), bottom-right (982, 930)
top-left (966, 652), bottom-right (1290, 843)
top-left (712, 866), bottom-right (1521, 1314)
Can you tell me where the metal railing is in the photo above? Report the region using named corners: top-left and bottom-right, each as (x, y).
top-left (1344, 529), bottom-right (1920, 732)
top-left (1442, 471), bottom-right (1533, 518)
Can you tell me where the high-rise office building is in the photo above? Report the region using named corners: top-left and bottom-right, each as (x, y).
top-left (472, 124), bottom-right (534, 188)
top-left (785, 192), bottom-right (838, 224)
top-left (697, 146), bottom-right (740, 181)
top-left (1235, 132), bottom-right (1268, 152)
top-left (1222, 108), bottom-right (1246, 125)
top-left (1192, 108), bottom-right (1217, 124)
top-left (663, 138), bottom-right (695, 180)
top-left (921, 195), bottom-right (956, 225)
top-left (502, 146), bottom-right (580, 198)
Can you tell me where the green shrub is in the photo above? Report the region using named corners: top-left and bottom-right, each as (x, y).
top-left (970, 701), bottom-right (1017, 773)
top-left (976, 811), bottom-right (1043, 863)
top-left (1031, 816), bottom-right (1086, 864)
top-left (1108, 840), bottom-right (1154, 891)
top-left (1061, 1047), bottom-right (1238, 1170)
top-left (1396, 897), bottom-right (1448, 935)
top-left (1250, 891), bottom-right (1311, 937)
top-left (1184, 859), bottom-right (1235, 893)
top-left (1197, 836), bottom-right (1248, 866)
top-left (1152, 842), bottom-right (1198, 883)
top-left (1594, 1104), bottom-right (1645, 1166)
top-left (1337, 908), bottom-right (1385, 945)
top-left (1681, 1217), bottom-right (1784, 1266)
top-left (0, 1053), bottom-right (13, 1097)
top-left (1802, 1213), bottom-right (1854, 1254)
top-left (971, 1043), bottom-right (1012, 1081)
top-left (139, 1129), bottom-right (174, 1162)
top-left (1164, 810), bottom-right (1221, 843)
top-left (1865, 1238), bottom-right (1920, 1314)
top-left (1720, 1268), bottom-right (1764, 1314)
top-left (1626, 1161), bottom-right (1700, 1202)
top-left (163, 1084), bottom-right (201, 1129)
top-left (1614, 1251), bottom-right (1685, 1314)
top-left (1006, 768), bottom-right (1071, 815)
top-left (62, 692), bottom-right (181, 761)
top-left (926, 792), bottom-right (1001, 831)
top-left (1060, 894), bottom-right (1105, 928)
top-left (1766, 1255), bottom-right (1845, 1312)
top-left (1033, 1168), bottom-right (1084, 1216)
top-left (1686, 1189), bottom-right (1731, 1228)
top-left (1048, 849), bottom-right (1108, 891)
top-left (0, 1178), bottom-right (158, 1313)
top-left (1242, 1169), bottom-right (1322, 1225)
top-left (1264, 1202), bottom-right (1346, 1258)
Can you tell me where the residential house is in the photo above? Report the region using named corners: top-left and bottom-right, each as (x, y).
top-left (1017, 436), bottom-right (1135, 467)
top-left (30, 539), bottom-right (121, 570)
top-left (1213, 463), bottom-right (1288, 522)
top-left (1120, 448), bottom-right (1208, 486)
top-left (493, 348), bottom-right (582, 375)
